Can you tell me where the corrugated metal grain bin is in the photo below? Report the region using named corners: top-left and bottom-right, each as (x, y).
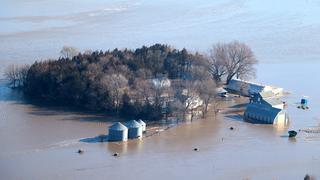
top-left (137, 119), bottom-right (146, 132)
top-left (126, 120), bottom-right (142, 139)
top-left (108, 122), bottom-right (128, 142)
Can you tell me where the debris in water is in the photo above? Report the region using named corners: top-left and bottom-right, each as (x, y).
top-left (304, 174), bottom-right (310, 180)
top-left (288, 130), bottom-right (297, 138)
top-left (304, 174), bottom-right (314, 180)
top-left (298, 97), bottom-right (310, 110)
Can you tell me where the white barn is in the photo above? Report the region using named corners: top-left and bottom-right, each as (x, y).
top-left (226, 79), bottom-right (283, 97)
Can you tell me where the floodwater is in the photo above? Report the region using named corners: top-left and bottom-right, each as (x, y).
top-left (1, 0), bottom-right (320, 179)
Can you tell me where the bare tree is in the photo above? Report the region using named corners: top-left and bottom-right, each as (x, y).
top-left (198, 79), bottom-right (216, 118)
top-left (208, 43), bottom-right (228, 84)
top-left (4, 64), bottom-right (30, 88)
top-left (175, 80), bottom-right (201, 121)
top-left (5, 65), bottom-right (19, 88)
top-left (224, 41), bottom-right (257, 84)
top-left (209, 41), bottom-right (257, 84)
top-left (100, 73), bottom-right (128, 112)
top-left (60, 46), bottom-right (79, 59)
top-left (17, 65), bottom-right (30, 87)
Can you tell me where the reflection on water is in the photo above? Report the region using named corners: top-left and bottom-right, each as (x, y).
top-left (107, 139), bottom-right (143, 154)
top-left (273, 119), bottom-right (290, 134)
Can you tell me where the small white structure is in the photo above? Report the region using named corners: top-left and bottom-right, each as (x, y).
top-left (226, 79), bottom-right (283, 97)
top-left (137, 119), bottom-right (146, 132)
top-left (182, 89), bottom-right (204, 110)
top-left (151, 77), bottom-right (171, 88)
top-left (216, 87), bottom-right (228, 97)
top-left (108, 122), bottom-right (128, 142)
top-left (126, 120), bottom-right (143, 139)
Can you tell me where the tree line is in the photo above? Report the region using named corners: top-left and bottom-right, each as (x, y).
top-left (4, 42), bottom-right (257, 121)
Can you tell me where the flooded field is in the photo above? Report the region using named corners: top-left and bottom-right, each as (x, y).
top-left (0, 62), bottom-right (319, 180)
top-left (1, 0), bottom-right (320, 179)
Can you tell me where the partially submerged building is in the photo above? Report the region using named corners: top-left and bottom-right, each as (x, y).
top-left (108, 122), bottom-right (128, 142)
top-left (226, 79), bottom-right (283, 97)
top-left (137, 119), bottom-right (146, 132)
top-left (244, 93), bottom-right (287, 124)
top-left (244, 103), bottom-right (287, 124)
top-left (126, 120), bottom-right (143, 139)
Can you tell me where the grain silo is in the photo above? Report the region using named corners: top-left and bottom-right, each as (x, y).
top-left (126, 120), bottom-right (143, 139)
top-left (137, 119), bottom-right (146, 132)
top-left (108, 122), bottom-right (128, 141)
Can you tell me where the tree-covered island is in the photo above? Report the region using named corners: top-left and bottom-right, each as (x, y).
top-left (5, 42), bottom-right (257, 121)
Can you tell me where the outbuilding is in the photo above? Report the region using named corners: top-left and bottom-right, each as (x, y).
top-left (126, 120), bottom-right (143, 139)
top-left (137, 119), bottom-right (146, 132)
top-left (226, 79), bottom-right (283, 97)
top-left (108, 122), bottom-right (128, 142)
top-left (244, 103), bottom-right (287, 124)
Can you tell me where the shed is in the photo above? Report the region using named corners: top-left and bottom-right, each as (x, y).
top-left (244, 103), bottom-right (287, 124)
top-left (216, 87), bottom-right (228, 97)
top-left (126, 120), bottom-right (143, 139)
top-left (226, 79), bottom-right (283, 96)
top-left (108, 122), bottom-right (128, 142)
top-left (137, 119), bottom-right (146, 132)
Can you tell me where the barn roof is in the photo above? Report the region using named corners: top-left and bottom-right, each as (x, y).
top-left (259, 91), bottom-right (275, 98)
top-left (109, 122), bottom-right (128, 131)
top-left (264, 98), bottom-right (283, 107)
top-left (245, 103), bottom-right (282, 119)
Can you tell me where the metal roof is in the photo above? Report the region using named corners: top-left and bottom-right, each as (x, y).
top-left (137, 119), bottom-right (146, 125)
top-left (259, 91), bottom-right (275, 98)
top-left (126, 120), bottom-right (142, 128)
top-left (245, 103), bottom-right (282, 119)
top-left (109, 122), bottom-right (128, 131)
top-left (263, 98), bottom-right (283, 106)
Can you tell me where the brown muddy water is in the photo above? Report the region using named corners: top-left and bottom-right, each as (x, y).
top-left (0, 62), bottom-right (320, 180)
top-left (1, 0), bottom-right (320, 179)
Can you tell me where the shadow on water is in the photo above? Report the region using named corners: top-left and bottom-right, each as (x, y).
top-left (80, 135), bottom-right (109, 143)
top-left (0, 80), bottom-right (126, 123)
top-left (225, 114), bottom-right (244, 122)
top-left (229, 103), bottom-right (248, 109)
top-left (107, 139), bottom-right (144, 154)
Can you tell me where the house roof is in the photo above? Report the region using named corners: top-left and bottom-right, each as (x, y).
top-left (126, 120), bottom-right (141, 128)
top-left (109, 122), bottom-right (128, 131)
top-left (245, 103), bottom-right (282, 119)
